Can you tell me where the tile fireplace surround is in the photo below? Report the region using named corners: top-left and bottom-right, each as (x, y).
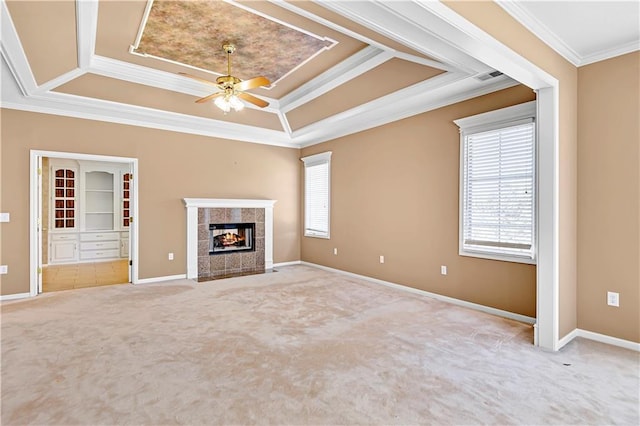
top-left (184, 199), bottom-right (276, 280)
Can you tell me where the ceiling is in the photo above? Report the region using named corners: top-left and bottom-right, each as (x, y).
top-left (1, 1), bottom-right (637, 148)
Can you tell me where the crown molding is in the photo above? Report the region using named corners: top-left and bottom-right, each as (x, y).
top-left (0, 0), bottom-right (36, 95)
top-left (294, 73), bottom-right (519, 147)
top-left (279, 45), bottom-right (392, 112)
top-left (318, 0), bottom-right (492, 75)
top-left (76, 0), bottom-right (98, 69)
top-left (579, 39), bottom-right (640, 67)
top-left (497, 1), bottom-right (640, 67)
top-left (496, 1), bottom-right (581, 66)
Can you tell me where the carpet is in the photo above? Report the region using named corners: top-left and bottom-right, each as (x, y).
top-left (1, 265), bottom-right (638, 425)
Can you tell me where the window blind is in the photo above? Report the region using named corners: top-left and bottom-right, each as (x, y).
top-left (462, 121), bottom-right (535, 259)
top-left (301, 151), bottom-right (332, 238)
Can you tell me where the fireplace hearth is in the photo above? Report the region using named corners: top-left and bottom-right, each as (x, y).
top-left (209, 223), bottom-right (255, 255)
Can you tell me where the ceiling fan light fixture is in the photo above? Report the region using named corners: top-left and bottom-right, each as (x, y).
top-left (214, 93), bottom-right (244, 113)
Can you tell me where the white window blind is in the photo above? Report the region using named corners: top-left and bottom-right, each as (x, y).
top-left (454, 101), bottom-right (536, 264)
top-left (301, 152), bottom-right (332, 238)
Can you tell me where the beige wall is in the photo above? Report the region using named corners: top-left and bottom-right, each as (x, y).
top-left (301, 85), bottom-right (537, 317)
top-left (0, 109), bottom-right (301, 295)
top-left (443, 0), bottom-right (579, 340)
top-left (577, 52), bottom-right (640, 343)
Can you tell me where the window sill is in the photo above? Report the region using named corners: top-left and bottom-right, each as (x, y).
top-left (304, 232), bottom-right (330, 239)
top-left (459, 249), bottom-right (536, 265)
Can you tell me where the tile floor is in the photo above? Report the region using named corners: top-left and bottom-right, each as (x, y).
top-left (42, 260), bottom-right (129, 292)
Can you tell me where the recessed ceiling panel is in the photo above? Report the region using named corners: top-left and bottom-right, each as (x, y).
top-left (133, 0), bottom-right (334, 85)
top-left (287, 59), bottom-right (445, 130)
top-left (54, 73), bottom-right (284, 131)
top-left (5, 0), bottom-right (78, 85)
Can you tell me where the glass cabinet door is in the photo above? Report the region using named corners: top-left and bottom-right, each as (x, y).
top-left (53, 168), bottom-right (76, 229)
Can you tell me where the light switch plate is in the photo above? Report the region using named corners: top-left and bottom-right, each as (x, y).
top-left (0, 265), bottom-right (7, 274)
top-left (0, 213), bottom-right (9, 222)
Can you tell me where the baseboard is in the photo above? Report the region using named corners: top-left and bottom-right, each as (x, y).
top-left (0, 292), bottom-right (32, 301)
top-left (273, 260), bottom-right (302, 268)
top-left (557, 328), bottom-right (579, 350)
top-left (559, 328), bottom-right (640, 352)
top-left (134, 274), bottom-right (187, 285)
top-left (300, 261), bottom-right (536, 325)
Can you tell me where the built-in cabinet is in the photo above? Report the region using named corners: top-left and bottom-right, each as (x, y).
top-left (49, 160), bottom-right (131, 264)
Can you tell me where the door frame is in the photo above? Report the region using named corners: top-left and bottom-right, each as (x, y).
top-left (30, 150), bottom-right (139, 295)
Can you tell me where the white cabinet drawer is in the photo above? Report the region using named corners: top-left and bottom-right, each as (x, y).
top-left (51, 233), bottom-right (78, 241)
top-left (79, 249), bottom-right (120, 260)
top-left (80, 241), bottom-right (119, 251)
top-left (80, 232), bottom-right (119, 242)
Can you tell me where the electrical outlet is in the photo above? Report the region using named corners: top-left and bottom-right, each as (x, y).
top-left (168, 252), bottom-right (174, 261)
top-left (379, 255), bottom-right (385, 264)
top-left (441, 265), bottom-right (447, 275)
top-left (0, 265), bottom-right (7, 274)
top-left (333, 248), bottom-right (338, 255)
top-left (607, 291), bottom-right (619, 307)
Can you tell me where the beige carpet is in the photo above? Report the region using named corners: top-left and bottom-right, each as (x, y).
top-left (1, 265), bottom-right (638, 425)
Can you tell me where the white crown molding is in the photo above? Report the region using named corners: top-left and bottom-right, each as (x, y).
top-left (33, 68), bottom-right (86, 94)
top-left (89, 55), bottom-right (280, 113)
top-left (0, 0), bottom-right (36, 95)
top-left (496, 1), bottom-right (582, 66)
top-left (497, 1), bottom-right (640, 67)
top-left (318, 0), bottom-right (492, 75)
top-left (294, 73), bottom-right (519, 147)
top-left (76, 0), bottom-right (98, 69)
top-left (279, 45), bottom-right (392, 112)
top-left (579, 39), bottom-right (640, 67)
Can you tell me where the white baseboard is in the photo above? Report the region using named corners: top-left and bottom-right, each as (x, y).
top-left (301, 261), bottom-right (536, 325)
top-left (134, 274), bottom-right (187, 285)
top-left (559, 328), bottom-right (640, 352)
top-left (0, 292), bottom-right (31, 301)
top-left (273, 260), bottom-right (302, 268)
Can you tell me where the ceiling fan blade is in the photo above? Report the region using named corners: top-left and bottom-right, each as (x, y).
top-left (237, 92), bottom-right (269, 108)
top-left (196, 92), bottom-right (224, 104)
top-left (235, 76), bottom-right (270, 92)
top-left (179, 72), bottom-right (218, 87)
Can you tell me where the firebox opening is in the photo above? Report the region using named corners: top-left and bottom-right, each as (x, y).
top-left (209, 223), bottom-right (255, 255)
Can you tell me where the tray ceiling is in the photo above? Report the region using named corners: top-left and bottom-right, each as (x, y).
top-left (1, 0), bottom-right (519, 148)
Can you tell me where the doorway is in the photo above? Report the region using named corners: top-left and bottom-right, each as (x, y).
top-left (30, 151), bottom-right (139, 295)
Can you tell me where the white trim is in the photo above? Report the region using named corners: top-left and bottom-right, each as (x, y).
top-left (135, 274), bottom-right (187, 285)
top-left (183, 199), bottom-right (277, 279)
top-left (301, 152), bottom-right (332, 239)
top-left (273, 260), bottom-right (302, 268)
top-left (0, 292), bottom-right (32, 301)
top-left (294, 73), bottom-right (517, 147)
top-left (496, 1), bottom-right (640, 67)
top-left (455, 101), bottom-right (537, 264)
top-left (301, 262), bottom-right (536, 325)
top-left (0, 0), bottom-right (36, 96)
top-left (279, 46), bottom-right (393, 113)
top-left (558, 328), bottom-right (640, 352)
top-left (76, 0), bottom-right (99, 70)
top-left (453, 101), bottom-right (536, 133)
top-left (30, 150), bottom-right (139, 295)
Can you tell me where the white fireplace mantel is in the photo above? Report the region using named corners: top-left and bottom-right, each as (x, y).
top-left (184, 198), bottom-right (277, 279)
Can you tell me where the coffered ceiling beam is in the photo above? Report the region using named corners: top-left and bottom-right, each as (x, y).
top-left (76, 0), bottom-right (98, 70)
top-left (316, 0), bottom-right (493, 75)
top-left (89, 55), bottom-right (280, 114)
top-left (293, 72), bottom-right (518, 147)
top-left (0, 0), bottom-right (36, 96)
top-left (278, 45), bottom-right (392, 113)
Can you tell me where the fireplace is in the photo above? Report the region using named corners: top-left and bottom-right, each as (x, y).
top-left (209, 223), bottom-right (255, 255)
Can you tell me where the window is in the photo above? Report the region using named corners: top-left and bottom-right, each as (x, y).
top-left (301, 151), bottom-right (332, 238)
top-left (454, 101), bottom-right (536, 264)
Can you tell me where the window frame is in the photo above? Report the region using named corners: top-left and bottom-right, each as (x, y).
top-left (454, 101), bottom-right (537, 264)
top-left (301, 151), bottom-right (332, 239)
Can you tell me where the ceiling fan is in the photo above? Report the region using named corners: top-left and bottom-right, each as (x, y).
top-left (179, 44), bottom-right (270, 113)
